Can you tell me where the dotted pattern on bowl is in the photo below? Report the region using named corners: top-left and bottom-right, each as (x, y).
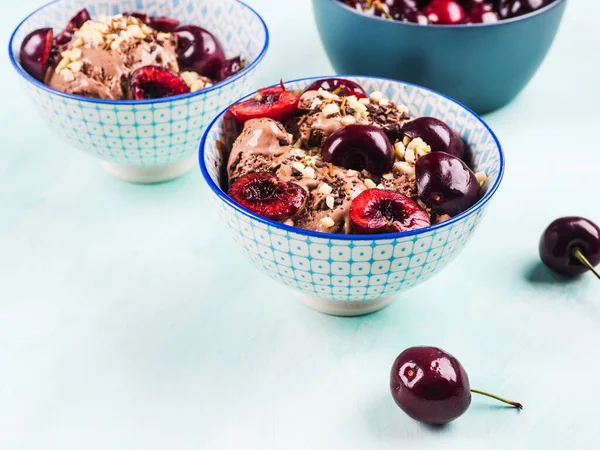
top-left (202, 78), bottom-right (502, 302)
top-left (10, 0), bottom-right (267, 166)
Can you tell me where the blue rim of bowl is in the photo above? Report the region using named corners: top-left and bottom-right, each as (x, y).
top-left (331, 0), bottom-right (567, 28)
top-left (199, 75), bottom-right (506, 242)
top-left (8, 0), bottom-right (269, 105)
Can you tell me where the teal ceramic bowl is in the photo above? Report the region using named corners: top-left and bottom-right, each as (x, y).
top-left (313, 0), bottom-right (567, 114)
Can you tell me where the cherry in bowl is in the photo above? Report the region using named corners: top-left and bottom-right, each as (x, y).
top-left (303, 77), bottom-right (368, 99)
top-left (175, 25), bottom-right (226, 79)
top-left (322, 124), bottom-right (394, 174)
top-left (228, 85), bottom-right (300, 124)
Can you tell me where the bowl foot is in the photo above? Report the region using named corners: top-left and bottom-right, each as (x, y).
top-left (296, 294), bottom-right (394, 317)
top-left (100, 157), bottom-right (196, 183)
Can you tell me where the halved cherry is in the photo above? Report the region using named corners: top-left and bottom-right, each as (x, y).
top-left (303, 77), bottom-right (367, 99)
top-left (228, 173), bottom-right (307, 221)
top-left (130, 66), bottom-right (190, 100)
top-left (20, 28), bottom-right (54, 81)
top-left (56, 8), bottom-right (91, 45)
top-left (350, 189), bottom-right (431, 234)
top-left (149, 16), bottom-right (180, 33)
top-left (228, 84), bottom-right (300, 124)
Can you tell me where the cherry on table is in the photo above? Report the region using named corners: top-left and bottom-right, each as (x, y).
top-left (130, 66), bottom-right (190, 100)
top-left (19, 28), bottom-right (54, 81)
top-left (56, 8), bottom-right (91, 45)
top-left (228, 84), bottom-right (300, 124)
top-left (415, 152), bottom-right (480, 216)
top-left (175, 25), bottom-right (226, 79)
top-left (350, 189), bottom-right (431, 234)
top-left (539, 217), bottom-right (600, 280)
top-left (390, 346), bottom-right (522, 425)
top-left (402, 117), bottom-right (465, 159)
top-left (322, 124), bottom-right (394, 174)
top-left (228, 173), bottom-right (307, 221)
top-left (423, 0), bottom-right (467, 24)
top-left (304, 77), bottom-right (368, 99)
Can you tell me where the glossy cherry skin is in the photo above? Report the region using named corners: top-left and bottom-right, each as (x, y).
top-left (423, 0), bottom-right (467, 24)
top-left (216, 56), bottom-right (243, 81)
top-left (539, 217), bottom-right (600, 277)
top-left (175, 25), bottom-right (226, 79)
top-left (228, 86), bottom-right (300, 124)
top-left (304, 77), bottom-right (368, 99)
top-left (415, 152), bottom-right (480, 216)
top-left (464, 0), bottom-right (500, 23)
top-left (402, 117), bottom-right (465, 160)
top-left (383, 0), bottom-right (428, 23)
top-left (56, 8), bottom-right (91, 45)
top-left (390, 347), bottom-right (471, 425)
top-left (322, 124), bottom-right (394, 173)
top-left (19, 28), bottom-right (54, 81)
top-left (350, 189), bottom-right (430, 234)
top-left (494, 0), bottom-right (550, 19)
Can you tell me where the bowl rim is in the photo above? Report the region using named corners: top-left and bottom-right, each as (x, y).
top-left (198, 75), bottom-right (506, 242)
top-left (8, 0), bottom-right (269, 105)
top-left (328, 0), bottom-right (567, 28)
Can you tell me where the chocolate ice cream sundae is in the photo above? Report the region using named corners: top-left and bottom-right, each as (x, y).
top-left (19, 8), bottom-right (244, 100)
top-left (225, 78), bottom-right (486, 235)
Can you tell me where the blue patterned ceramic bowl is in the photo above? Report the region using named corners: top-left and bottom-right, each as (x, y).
top-left (199, 76), bottom-right (504, 316)
top-left (313, 0), bottom-right (567, 114)
top-left (9, 0), bottom-right (268, 183)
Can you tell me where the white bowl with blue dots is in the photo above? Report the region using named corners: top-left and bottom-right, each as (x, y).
top-left (9, 0), bottom-right (268, 183)
top-left (199, 76), bottom-right (505, 316)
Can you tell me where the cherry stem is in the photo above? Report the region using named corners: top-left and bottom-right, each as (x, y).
top-left (470, 389), bottom-right (523, 410)
top-left (572, 248), bottom-right (600, 281)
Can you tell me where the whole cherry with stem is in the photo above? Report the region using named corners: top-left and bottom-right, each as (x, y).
top-left (391, 346), bottom-right (522, 425)
top-left (539, 217), bottom-right (600, 280)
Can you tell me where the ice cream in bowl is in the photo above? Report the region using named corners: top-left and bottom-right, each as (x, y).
top-left (199, 76), bottom-right (504, 316)
top-left (9, 0), bottom-right (268, 182)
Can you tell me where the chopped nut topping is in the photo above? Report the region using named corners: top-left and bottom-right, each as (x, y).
top-left (341, 115), bottom-right (356, 126)
top-left (291, 148), bottom-right (307, 158)
top-left (382, 173), bottom-right (394, 180)
top-left (292, 161), bottom-right (306, 173)
top-left (376, 184), bottom-right (385, 190)
top-left (405, 148), bottom-right (416, 164)
top-left (407, 137), bottom-right (431, 158)
top-left (68, 61), bottom-right (83, 73)
top-left (394, 161), bottom-right (416, 178)
top-left (319, 183), bottom-right (333, 195)
top-left (283, 219), bottom-right (295, 226)
top-left (346, 169), bottom-right (359, 177)
top-left (322, 103), bottom-right (340, 117)
top-left (303, 166), bottom-right (316, 179)
top-left (370, 91), bottom-right (383, 102)
top-left (402, 135), bottom-right (411, 146)
top-left (310, 98), bottom-right (323, 110)
top-left (394, 141), bottom-right (406, 159)
top-left (325, 196), bottom-right (335, 209)
top-left (60, 69), bottom-right (75, 82)
top-left (475, 171), bottom-right (488, 186)
top-left (358, 98), bottom-right (370, 105)
top-left (321, 217), bottom-right (335, 228)
top-left (317, 88), bottom-right (339, 101)
top-left (364, 178), bottom-right (377, 189)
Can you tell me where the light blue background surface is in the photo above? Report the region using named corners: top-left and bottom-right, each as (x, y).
top-left (1, 1), bottom-right (598, 449)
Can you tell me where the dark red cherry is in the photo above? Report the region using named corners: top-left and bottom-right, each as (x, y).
top-left (391, 346), bottom-right (522, 425)
top-left (228, 85), bottom-right (300, 124)
top-left (350, 189), bottom-right (430, 234)
top-left (423, 0), bottom-right (467, 24)
top-left (175, 25), bottom-right (226, 79)
top-left (130, 66), bottom-right (190, 100)
top-left (322, 125), bottom-right (394, 173)
top-left (229, 173), bottom-right (308, 221)
top-left (216, 56), bottom-right (243, 82)
top-left (402, 117), bottom-right (465, 159)
top-left (391, 347), bottom-right (471, 424)
top-left (494, 0), bottom-right (550, 19)
top-left (149, 16), bottom-right (180, 33)
top-left (415, 152), bottom-right (480, 216)
top-left (387, 0), bottom-right (429, 23)
top-left (56, 8), bottom-right (91, 45)
top-left (464, 0), bottom-right (500, 22)
top-left (19, 28), bottom-right (54, 81)
top-left (539, 217), bottom-right (600, 279)
top-left (304, 77), bottom-right (368, 99)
